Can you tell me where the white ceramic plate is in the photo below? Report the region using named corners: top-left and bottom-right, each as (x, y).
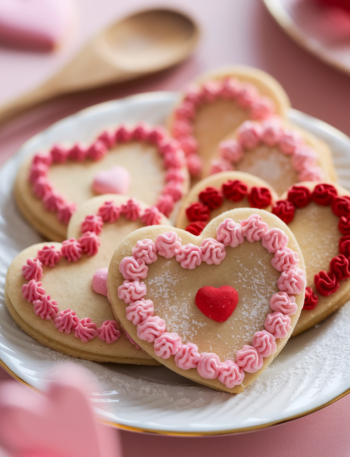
top-left (1, 92), bottom-right (350, 436)
top-left (264, 0), bottom-right (350, 76)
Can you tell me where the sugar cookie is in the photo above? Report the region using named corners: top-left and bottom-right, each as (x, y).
top-left (5, 195), bottom-right (171, 363)
top-left (168, 66), bottom-right (290, 178)
top-left (272, 183), bottom-right (350, 335)
top-left (108, 209), bottom-right (306, 393)
top-left (206, 118), bottom-right (336, 195)
top-left (15, 123), bottom-right (189, 241)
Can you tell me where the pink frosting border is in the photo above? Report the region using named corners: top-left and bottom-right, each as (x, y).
top-left (171, 77), bottom-right (276, 176)
top-left (29, 123), bottom-right (187, 225)
top-left (213, 119), bottom-right (323, 181)
top-left (118, 215), bottom-right (305, 388)
top-left (20, 199), bottom-right (165, 345)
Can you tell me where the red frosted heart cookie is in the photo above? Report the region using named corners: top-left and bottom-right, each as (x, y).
top-left (108, 208), bottom-right (306, 393)
top-left (15, 123), bottom-right (189, 241)
top-left (271, 182), bottom-right (350, 335)
top-left (176, 171), bottom-right (278, 234)
top-left (207, 118), bottom-right (336, 195)
top-left (195, 286), bottom-right (239, 322)
top-left (167, 66), bottom-right (290, 179)
top-left (5, 195), bottom-right (171, 363)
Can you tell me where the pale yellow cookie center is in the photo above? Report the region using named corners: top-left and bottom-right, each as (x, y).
top-left (48, 142), bottom-right (165, 207)
top-left (146, 240), bottom-right (279, 361)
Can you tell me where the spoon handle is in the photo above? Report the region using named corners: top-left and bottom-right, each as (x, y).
top-left (0, 44), bottom-right (127, 126)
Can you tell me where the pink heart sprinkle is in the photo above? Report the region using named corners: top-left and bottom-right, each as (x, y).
top-left (92, 268), bottom-right (108, 296)
top-left (92, 166), bottom-right (130, 195)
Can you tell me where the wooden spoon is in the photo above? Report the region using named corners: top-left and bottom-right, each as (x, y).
top-left (0, 8), bottom-right (200, 125)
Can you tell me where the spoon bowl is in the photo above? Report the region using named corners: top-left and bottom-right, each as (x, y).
top-left (0, 8), bottom-right (200, 124)
top-left (100, 9), bottom-right (199, 73)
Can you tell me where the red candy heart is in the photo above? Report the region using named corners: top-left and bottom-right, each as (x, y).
top-left (195, 286), bottom-right (239, 322)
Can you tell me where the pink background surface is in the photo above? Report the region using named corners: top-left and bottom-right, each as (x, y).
top-left (1, 0), bottom-right (350, 455)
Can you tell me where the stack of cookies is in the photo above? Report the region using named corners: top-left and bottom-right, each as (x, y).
top-left (6, 66), bottom-right (350, 394)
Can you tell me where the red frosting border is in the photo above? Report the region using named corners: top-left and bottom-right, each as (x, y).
top-left (272, 183), bottom-right (350, 310)
top-left (184, 180), bottom-right (273, 235)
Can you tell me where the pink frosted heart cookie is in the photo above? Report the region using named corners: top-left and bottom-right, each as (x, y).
top-left (167, 66), bottom-right (290, 179)
top-left (15, 122), bottom-right (189, 241)
top-left (108, 208), bottom-right (306, 393)
top-left (176, 171), bottom-right (278, 234)
top-left (207, 118), bottom-right (336, 195)
top-left (5, 195), bottom-right (171, 363)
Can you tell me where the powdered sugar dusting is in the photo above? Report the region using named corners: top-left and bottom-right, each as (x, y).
top-left (236, 145), bottom-right (299, 195)
top-left (146, 240), bottom-right (279, 360)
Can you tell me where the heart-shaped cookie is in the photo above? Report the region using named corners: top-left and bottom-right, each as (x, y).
top-left (5, 195), bottom-right (171, 363)
top-left (15, 123), bottom-right (189, 241)
top-left (176, 171), bottom-right (278, 234)
top-left (271, 182), bottom-right (350, 335)
top-left (167, 66), bottom-right (290, 178)
top-left (108, 209), bottom-right (306, 393)
top-left (206, 118), bottom-right (336, 195)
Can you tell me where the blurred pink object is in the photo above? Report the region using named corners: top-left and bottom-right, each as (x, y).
top-left (0, 0), bottom-right (74, 51)
top-left (315, 0), bottom-right (350, 13)
top-left (0, 364), bottom-right (122, 457)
